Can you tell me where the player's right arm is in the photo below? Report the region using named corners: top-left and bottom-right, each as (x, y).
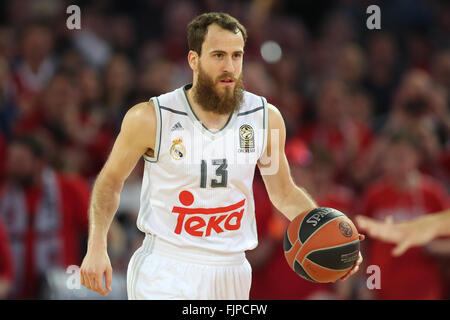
top-left (80, 101), bottom-right (156, 296)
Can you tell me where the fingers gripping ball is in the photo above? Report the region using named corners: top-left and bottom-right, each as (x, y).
top-left (284, 207), bottom-right (360, 283)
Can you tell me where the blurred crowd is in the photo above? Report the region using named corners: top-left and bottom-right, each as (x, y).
top-left (0, 0), bottom-right (449, 300)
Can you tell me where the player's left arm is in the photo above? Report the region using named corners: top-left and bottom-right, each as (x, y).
top-left (257, 104), bottom-right (317, 221)
top-left (257, 104), bottom-right (363, 281)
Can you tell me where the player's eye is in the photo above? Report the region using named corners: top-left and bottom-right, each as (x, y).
top-left (233, 53), bottom-right (242, 58)
top-left (215, 53), bottom-right (224, 58)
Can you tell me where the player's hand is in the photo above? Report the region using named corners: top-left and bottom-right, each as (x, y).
top-left (80, 245), bottom-right (113, 296)
top-left (339, 234), bottom-right (365, 281)
top-left (356, 215), bottom-right (438, 256)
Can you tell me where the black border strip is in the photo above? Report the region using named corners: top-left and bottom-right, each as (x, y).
top-left (0, 300), bottom-right (427, 318)
top-left (160, 106), bottom-right (188, 116)
top-left (237, 106), bottom-right (264, 116)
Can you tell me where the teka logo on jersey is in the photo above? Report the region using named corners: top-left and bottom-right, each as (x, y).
top-left (172, 190), bottom-right (246, 237)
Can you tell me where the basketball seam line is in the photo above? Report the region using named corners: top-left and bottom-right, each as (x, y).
top-left (304, 258), bottom-right (352, 277)
top-left (291, 256), bottom-right (319, 283)
top-left (292, 215), bottom-right (343, 281)
top-left (305, 239), bottom-right (360, 256)
top-left (300, 214), bottom-right (344, 245)
top-left (305, 258), bottom-right (349, 271)
top-left (287, 209), bottom-right (309, 247)
top-left (297, 210), bottom-right (309, 246)
top-left (303, 259), bottom-right (355, 272)
top-left (303, 239), bottom-right (360, 271)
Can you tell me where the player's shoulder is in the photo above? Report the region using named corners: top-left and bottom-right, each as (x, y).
top-left (154, 85), bottom-right (185, 109)
top-left (118, 101), bottom-right (158, 148)
top-left (240, 90), bottom-right (266, 112)
top-left (267, 103), bottom-right (282, 118)
top-left (265, 102), bottom-right (284, 130)
top-left (242, 89), bottom-right (264, 102)
top-left (157, 87), bottom-right (180, 101)
top-left (242, 90), bottom-right (282, 118)
top-left (123, 101), bottom-right (157, 128)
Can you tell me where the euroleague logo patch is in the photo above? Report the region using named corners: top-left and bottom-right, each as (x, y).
top-left (339, 221), bottom-right (353, 238)
top-left (238, 124), bottom-right (255, 153)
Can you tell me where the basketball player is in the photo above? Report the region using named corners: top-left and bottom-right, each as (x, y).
top-left (357, 209), bottom-right (450, 257)
top-left (80, 12), bottom-right (363, 299)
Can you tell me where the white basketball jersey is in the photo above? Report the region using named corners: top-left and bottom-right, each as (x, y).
top-left (136, 84), bottom-right (268, 254)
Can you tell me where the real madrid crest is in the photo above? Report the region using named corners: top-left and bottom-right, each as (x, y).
top-left (170, 138), bottom-right (186, 160)
top-left (238, 124), bottom-right (255, 153)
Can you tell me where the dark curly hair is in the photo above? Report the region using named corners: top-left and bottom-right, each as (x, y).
top-left (187, 12), bottom-right (247, 56)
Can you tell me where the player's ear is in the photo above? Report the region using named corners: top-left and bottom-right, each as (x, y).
top-left (188, 50), bottom-right (199, 72)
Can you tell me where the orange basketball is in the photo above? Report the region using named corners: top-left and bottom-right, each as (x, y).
top-left (284, 207), bottom-right (360, 283)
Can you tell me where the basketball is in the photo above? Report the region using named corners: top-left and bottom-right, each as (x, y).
top-left (284, 207), bottom-right (360, 283)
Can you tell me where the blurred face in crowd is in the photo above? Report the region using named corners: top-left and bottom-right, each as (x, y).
top-left (105, 54), bottom-right (133, 94)
top-left (337, 44), bottom-right (366, 85)
top-left (21, 25), bottom-right (53, 69)
top-left (368, 33), bottom-right (397, 68)
top-left (190, 23), bottom-right (245, 114)
top-left (139, 58), bottom-right (173, 95)
top-left (44, 74), bottom-right (79, 117)
top-left (382, 140), bottom-right (419, 184)
top-left (317, 80), bottom-right (346, 125)
top-left (395, 69), bottom-right (433, 118)
top-left (6, 143), bottom-right (41, 189)
top-left (432, 50), bottom-right (450, 88)
top-left (80, 67), bottom-right (101, 104)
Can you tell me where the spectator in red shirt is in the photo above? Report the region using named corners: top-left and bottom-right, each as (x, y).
top-left (287, 140), bottom-right (356, 217)
top-left (14, 69), bottom-right (115, 181)
top-left (11, 23), bottom-right (55, 120)
top-left (298, 80), bottom-right (374, 184)
top-left (0, 135), bottom-right (90, 299)
top-left (358, 131), bottom-right (449, 300)
top-left (0, 216), bottom-right (14, 299)
top-left (380, 69), bottom-right (449, 184)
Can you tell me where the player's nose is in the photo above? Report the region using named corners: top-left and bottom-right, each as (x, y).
top-left (222, 55), bottom-right (235, 74)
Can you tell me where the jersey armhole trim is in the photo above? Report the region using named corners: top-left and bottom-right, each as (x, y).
top-left (259, 97), bottom-right (269, 160)
top-left (143, 97), bottom-right (162, 163)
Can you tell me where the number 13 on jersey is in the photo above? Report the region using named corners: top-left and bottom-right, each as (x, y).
top-left (200, 159), bottom-right (228, 188)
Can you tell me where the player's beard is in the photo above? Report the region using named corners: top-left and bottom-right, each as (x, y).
top-left (193, 64), bottom-right (244, 115)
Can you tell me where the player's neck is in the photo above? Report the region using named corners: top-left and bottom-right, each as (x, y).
top-left (185, 86), bottom-right (233, 132)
